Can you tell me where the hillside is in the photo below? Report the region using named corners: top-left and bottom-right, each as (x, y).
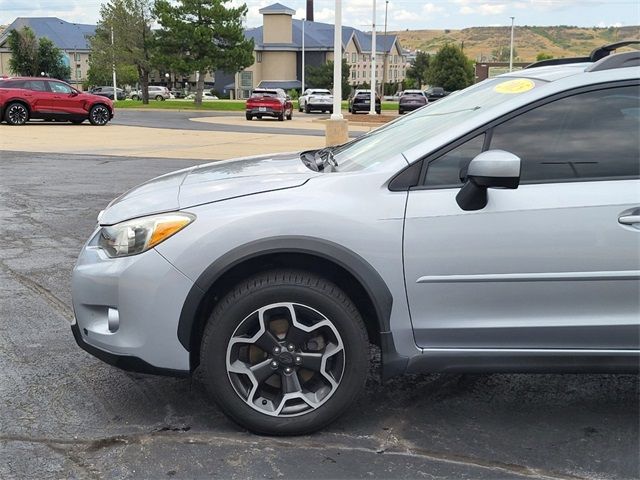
top-left (393, 25), bottom-right (640, 62)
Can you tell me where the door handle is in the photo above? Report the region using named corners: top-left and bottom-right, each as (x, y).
top-left (619, 215), bottom-right (640, 225)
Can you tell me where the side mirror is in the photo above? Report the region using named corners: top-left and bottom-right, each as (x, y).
top-left (70, 90), bottom-right (79, 97)
top-left (455, 150), bottom-right (521, 211)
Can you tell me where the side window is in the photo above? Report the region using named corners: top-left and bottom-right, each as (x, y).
top-left (25, 80), bottom-right (47, 91)
top-left (49, 82), bottom-right (73, 94)
top-left (424, 134), bottom-right (485, 187)
top-left (489, 85), bottom-right (640, 182)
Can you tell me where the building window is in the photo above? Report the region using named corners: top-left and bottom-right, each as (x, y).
top-left (352, 70), bottom-right (356, 79)
top-left (76, 68), bottom-right (82, 79)
top-left (240, 71), bottom-right (253, 88)
top-left (351, 53), bottom-right (356, 63)
top-left (256, 52), bottom-right (262, 63)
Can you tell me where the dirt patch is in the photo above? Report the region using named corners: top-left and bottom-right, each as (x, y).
top-left (344, 113), bottom-right (395, 124)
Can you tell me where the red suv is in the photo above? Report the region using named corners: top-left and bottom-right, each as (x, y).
top-left (245, 88), bottom-right (293, 121)
top-left (0, 77), bottom-right (114, 126)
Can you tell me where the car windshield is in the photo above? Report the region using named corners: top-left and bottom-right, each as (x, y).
top-left (334, 77), bottom-right (544, 171)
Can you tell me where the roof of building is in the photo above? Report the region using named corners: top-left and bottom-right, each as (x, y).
top-left (246, 17), bottom-right (399, 54)
top-left (258, 3), bottom-right (296, 16)
top-left (0, 17), bottom-right (95, 50)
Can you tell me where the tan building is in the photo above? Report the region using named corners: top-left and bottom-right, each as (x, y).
top-left (0, 17), bottom-right (93, 89)
top-left (222, 3), bottom-right (406, 99)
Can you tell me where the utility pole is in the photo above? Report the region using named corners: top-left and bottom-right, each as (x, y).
top-left (111, 25), bottom-right (117, 100)
top-left (302, 18), bottom-right (306, 94)
top-left (369, 0), bottom-right (377, 115)
top-left (509, 16), bottom-right (515, 72)
top-left (382, 0), bottom-right (388, 96)
top-left (331, 0), bottom-right (343, 120)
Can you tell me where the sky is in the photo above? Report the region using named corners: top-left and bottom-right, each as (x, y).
top-left (0, 0), bottom-right (638, 31)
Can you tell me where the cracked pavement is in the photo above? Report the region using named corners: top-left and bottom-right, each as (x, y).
top-left (0, 150), bottom-right (638, 479)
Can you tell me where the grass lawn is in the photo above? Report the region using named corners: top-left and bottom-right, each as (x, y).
top-left (114, 99), bottom-right (399, 112)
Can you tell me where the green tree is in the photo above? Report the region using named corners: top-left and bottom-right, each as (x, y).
top-left (305, 59), bottom-right (351, 99)
top-left (37, 38), bottom-right (71, 80)
top-left (8, 27), bottom-right (38, 76)
top-left (8, 27), bottom-right (70, 80)
top-left (90, 0), bottom-right (155, 103)
top-left (427, 44), bottom-right (474, 92)
top-left (536, 52), bottom-right (554, 61)
top-left (154, 0), bottom-right (254, 106)
top-left (87, 63), bottom-right (139, 88)
top-left (405, 51), bottom-right (430, 89)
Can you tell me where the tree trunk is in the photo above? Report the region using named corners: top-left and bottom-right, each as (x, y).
top-left (195, 72), bottom-right (205, 107)
top-left (140, 69), bottom-right (150, 105)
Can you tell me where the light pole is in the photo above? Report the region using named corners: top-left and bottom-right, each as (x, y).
top-left (111, 25), bottom-right (117, 99)
top-left (382, 0), bottom-right (388, 95)
top-left (369, 0), bottom-right (377, 115)
top-left (331, 0), bottom-right (343, 120)
top-left (302, 18), bottom-right (306, 94)
top-left (509, 16), bottom-right (515, 72)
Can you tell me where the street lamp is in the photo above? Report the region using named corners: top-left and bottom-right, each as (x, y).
top-left (331, 0), bottom-right (343, 120)
top-left (302, 18), bottom-right (306, 94)
top-left (369, 0), bottom-right (377, 114)
top-left (509, 16), bottom-right (515, 72)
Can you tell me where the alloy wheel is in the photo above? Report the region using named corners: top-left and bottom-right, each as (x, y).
top-left (6, 104), bottom-right (28, 125)
top-left (226, 302), bottom-right (345, 417)
top-left (90, 106), bottom-right (110, 126)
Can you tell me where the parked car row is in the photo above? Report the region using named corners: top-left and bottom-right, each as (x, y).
top-left (0, 77), bottom-right (114, 125)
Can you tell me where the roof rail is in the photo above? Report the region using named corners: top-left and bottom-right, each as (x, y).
top-left (586, 50), bottom-right (640, 72)
top-left (525, 40), bottom-right (640, 69)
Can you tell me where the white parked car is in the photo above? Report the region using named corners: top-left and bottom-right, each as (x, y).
top-left (298, 88), bottom-right (333, 113)
top-left (185, 91), bottom-right (219, 101)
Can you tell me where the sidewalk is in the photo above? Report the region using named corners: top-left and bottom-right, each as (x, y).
top-left (0, 122), bottom-right (327, 161)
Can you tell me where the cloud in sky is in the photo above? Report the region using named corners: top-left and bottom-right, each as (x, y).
top-left (0, 0), bottom-right (637, 31)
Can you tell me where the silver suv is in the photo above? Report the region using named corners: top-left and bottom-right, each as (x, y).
top-left (72, 45), bottom-right (640, 435)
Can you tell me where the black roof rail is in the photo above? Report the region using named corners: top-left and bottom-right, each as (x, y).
top-left (525, 39), bottom-right (640, 69)
top-left (586, 50), bottom-right (640, 72)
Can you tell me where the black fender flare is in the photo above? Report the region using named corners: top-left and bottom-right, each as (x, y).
top-left (177, 236), bottom-right (408, 378)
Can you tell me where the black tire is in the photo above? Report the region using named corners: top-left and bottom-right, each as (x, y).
top-left (200, 270), bottom-right (369, 435)
top-left (298, 103), bottom-right (303, 112)
top-left (278, 111), bottom-right (285, 121)
top-left (376, 108), bottom-right (381, 115)
top-left (156, 95), bottom-right (164, 101)
top-left (246, 113), bottom-right (252, 121)
top-left (399, 109), bottom-right (404, 115)
top-left (286, 109), bottom-right (292, 120)
top-left (88, 104), bottom-right (111, 126)
top-left (4, 102), bottom-right (29, 125)
top-left (305, 104), bottom-right (311, 114)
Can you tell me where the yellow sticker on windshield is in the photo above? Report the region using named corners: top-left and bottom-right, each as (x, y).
top-left (494, 79), bottom-right (535, 94)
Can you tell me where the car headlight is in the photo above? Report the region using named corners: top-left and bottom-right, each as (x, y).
top-left (98, 212), bottom-right (195, 258)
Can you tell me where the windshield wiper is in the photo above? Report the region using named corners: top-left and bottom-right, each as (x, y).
top-left (315, 147), bottom-right (338, 169)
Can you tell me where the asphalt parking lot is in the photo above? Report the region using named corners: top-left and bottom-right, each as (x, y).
top-left (0, 150), bottom-right (638, 479)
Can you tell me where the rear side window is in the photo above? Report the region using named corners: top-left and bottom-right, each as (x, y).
top-left (23, 80), bottom-right (47, 91)
top-left (490, 85), bottom-right (640, 182)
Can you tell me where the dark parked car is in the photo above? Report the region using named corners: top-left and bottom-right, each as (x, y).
top-left (0, 77), bottom-right (114, 126)
top-left (424, 87), bottom-right (448, 102)
top-left (89, 86), bottom-right (126, 101)
top-left (399, 89), bottom-right (428, 114)
top-left (245, 88), bottom-right (293, 121)
top-left (348, 89), bottom-right (381, 114)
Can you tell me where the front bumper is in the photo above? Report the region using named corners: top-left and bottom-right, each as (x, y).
top-left (71, 230), bottom-right (192, 375)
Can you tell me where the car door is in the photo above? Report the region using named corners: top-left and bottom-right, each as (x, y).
top-left (20, 80), bottom-right (51, 115)
top-left (403, 82), bottom-right (640, 351)
top-left (47, 80), bottom-right (83, 117)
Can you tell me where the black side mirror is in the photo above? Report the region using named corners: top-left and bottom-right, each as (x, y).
top-left (70, 90), bottom-right (79, 97)
top-left (456, 150), bottom-right (521, 211)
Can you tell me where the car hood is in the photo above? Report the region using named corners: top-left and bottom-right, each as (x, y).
top-left (99, 152), bottom-right (317, 225)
